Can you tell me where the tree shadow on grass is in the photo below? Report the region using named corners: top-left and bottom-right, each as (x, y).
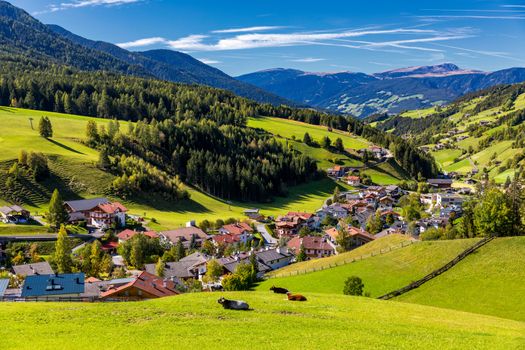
top-left (125, 192), bottom-right (212, 215)
top-left (47, 138), bottom-right (85, 155)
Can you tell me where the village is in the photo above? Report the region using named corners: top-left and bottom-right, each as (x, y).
top-left (0, 157), bottom-right (471, 301)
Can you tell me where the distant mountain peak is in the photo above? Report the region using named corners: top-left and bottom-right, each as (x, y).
top-left (375, 63), bottom-right (483, 79)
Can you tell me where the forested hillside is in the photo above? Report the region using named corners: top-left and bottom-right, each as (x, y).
top-left (373, 82), bottom-right (525, 182)
top-left (0, 55), bottom-right (437, 183)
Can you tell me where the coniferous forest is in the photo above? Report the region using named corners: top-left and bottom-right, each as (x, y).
top-left (0, 55), bottom-right (437, 202)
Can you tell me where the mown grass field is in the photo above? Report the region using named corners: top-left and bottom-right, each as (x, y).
top-left (248, 116), bottom-right (370, 150)
top-left (397, 237), bottom-right (525, 322)
top-left (256, 238), bottom-right (478, 297)
top-left (0, 292), bottom-right (523, 350)
top-left (0, 107), bottom-right (364, 229)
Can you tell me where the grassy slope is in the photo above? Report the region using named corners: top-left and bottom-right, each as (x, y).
top-left (248, 116), bottom-right (370, 150)
top-left (397, 237), bottom-right (525, 322)
top-left (267, 234), bottom-right (412, 277)
top-left (0, 292), bottom-right (523, 350)
top-left (256, 239), bottom-right (478, 297)
top-left (0, 108), bottom-right (358, 229)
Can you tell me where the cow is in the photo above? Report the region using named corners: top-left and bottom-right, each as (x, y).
top-left (270, 286), bottom-right (289, 294)
top-left (217, 297), bottom-right (250, 310)
top-left (286, 292), bottom-right (307, 301)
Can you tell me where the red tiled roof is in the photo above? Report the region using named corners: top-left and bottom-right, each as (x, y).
top-left (98, 202), bottom-right (128, 214)
top-left (101, 241), bottom-right (119, 250)
top-left (286, 212), bottom-right (313, 220)
top-left (100, 271), bottom-right (179, 299)
top-left (287, 236), bottom-right (334, 252)
top-left (324, 227), bottom-right (339, 240)
top-left (212, 233), bottom-right (240, 245)
top-left (117, 230), bottom-right (158, 241)
top-left (221, 222), bottom-right (253, 235)
top-left (347, 176), bottom-right (360, 181)
top-left (347, 226), bottom-right (375, 241)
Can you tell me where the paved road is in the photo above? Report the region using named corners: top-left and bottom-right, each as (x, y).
top-left (256, 224), bottom-right (278, 246)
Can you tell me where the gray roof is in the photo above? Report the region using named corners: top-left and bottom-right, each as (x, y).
top-left (0, 205), bottom-right (27, 215)
top-left (65, 198), bottom-right (109, 212)
top-left (21, 273), bottom-right (85, 297)
top-left (145, 261), bottom-right (197, 279)
top-left (81, 278), bottom-right (134, 298)
top-left (256, 249), bottom-right (292, 264)
top-left (428, 179), bottom-right (453, 184)
top-left (0, 279), bottom-right (9, 297)
top-left (12, 262), bottom-right (54, 276)
top-left (222, 259), bottom-right (271, 274)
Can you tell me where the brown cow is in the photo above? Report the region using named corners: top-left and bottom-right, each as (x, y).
top-left (286, 292), bottom-right (307, 301)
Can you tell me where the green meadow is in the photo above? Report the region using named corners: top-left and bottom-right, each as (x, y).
top-left (0, 292), bottom-right (523, 350)
top-left (397, 237), bottom-right (525, 322)
top-left (256, 238), bottom-right (478, 297)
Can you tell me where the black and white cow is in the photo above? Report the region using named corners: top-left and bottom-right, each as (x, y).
top-left (217, 297), bottom-right (250, 310)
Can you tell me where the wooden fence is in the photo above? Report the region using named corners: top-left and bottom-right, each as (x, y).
top-left (267, 240), bottom-right (415, 279)
top-left (377, 236), bottom-right (495, 300)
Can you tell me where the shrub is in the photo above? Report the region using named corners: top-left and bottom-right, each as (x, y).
top-left (343, 276), bottom-right (364, 296)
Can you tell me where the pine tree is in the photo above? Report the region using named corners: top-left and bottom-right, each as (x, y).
top-left (175, 239), bottom-right (186, 261)
top-left (48, 189), bottom-right (69, 230)
top-left (155, 257), bottom-right (165, 277)
top-left (303, 132), bottom-right (312, 145)
top-left (54, 225), bottom-right (71, 273)
top-left (38, 116), bottom-right (53, 138)
top-left (98, 147), bottom-right (111, 170)
top-left (85, 120), bottom-right (99, 146)
top-left (335, 138), bottom-right (344, 152)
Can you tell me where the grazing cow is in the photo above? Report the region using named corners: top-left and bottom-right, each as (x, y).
top-left (218, 297), bottom-right (250, 310)
top-left (270, 286), bottom-right (289, 294)
top-left (286, 292), bottom-right (307, 301)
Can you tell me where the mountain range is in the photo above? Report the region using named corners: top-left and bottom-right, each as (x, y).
top-left (238, 64), bottom-right (525, 118)
top-left (0, 0), bottom-right (289, 106)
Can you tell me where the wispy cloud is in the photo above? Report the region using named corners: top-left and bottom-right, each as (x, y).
top-left (434, 43), bottom-right (521, 61)
top-left (197, 58), bottom-right (221, 64)
top-left (212, 26), bottom-right (286, 34)
top-left (35, 0), bottom-right (143, 15)
top-left (501, 5), bottom-right (525, 8)
top-left (290, 57), bottom-right (326, 63)
top-left (417, 15), bottom-right (525, 20)
top-left (117, 37), bottom-right (166, 49)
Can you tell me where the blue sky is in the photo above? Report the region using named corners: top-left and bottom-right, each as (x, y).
top-left (9, 0), bottom-right (525, 75)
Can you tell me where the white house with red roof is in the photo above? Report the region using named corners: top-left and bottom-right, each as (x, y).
top-left (218, 222), bottom-right (254, 244)
top-left (287, 235), bottom-right (335, 260)
top-left (64, 197), bottom-right (128, 228)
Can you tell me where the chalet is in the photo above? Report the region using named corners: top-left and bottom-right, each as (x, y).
top-left (427, 178), bottom-right (453, 189)
top-left (378, 196), bottom-right (395, 210)
top-left (366, 186), bottom-right (387, 197)
top-left (255, 247), bottom-right (294, 270)
top-left (117, 229), bottom-right (159, 243)
top-left (100, 271), bottom-right (179, 301)
top-left (21, 273), bottom-right (85, 298)
top-left (159, 226), bottom-right (210, 249)
top-left (81, 277), bottom-right (135, 299)
top-left (275, 212), bottom-right (314, 236)
top-left (324, 203), bottom-right (349, 219)
top-left (435, 193), bottom-right (464, 208)
top-left (0, 205), bottom-right (30, 224)
top-left (346, 175), bottom-right (361, 186)
top-left (219, 223), bottom-right (254, 244)
top-left (385, 185), bottom-right (402, 198)
top-left (64, 198), bottom-right (128, 228)
top-left (325, 226), bottom-right (375, 247)
top-left (12, 262), bottom-right (54, 276)
top-left (218, 254), bottom-right (272, 278)
top-left (287, 235), bottom-right (335, 260)
top-left (243, 208), bottom-right (264, 220)
top-left (145, 252), bottom-right (209, 282)
top-left (327, 165), bottom-right (348, 178)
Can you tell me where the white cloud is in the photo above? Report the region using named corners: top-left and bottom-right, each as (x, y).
top-left (501, 5), bottom-right (525, 8)
top-left (117, 37), bottom-right (167, 49)
top-left (36, 0), bottom-right (143, 14)
top-left (198, 58), bottom-right (221, 64)
top-left (290, 57), bottom-right (326, 63)
top-left (212, 26), bottom-right (286, 34)
top-left (417, 15), bottom-right (525, 20)
top-left (434, 44), bottom-right (521, 61)
top-left (165, 28), bottom-right (439, 52)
